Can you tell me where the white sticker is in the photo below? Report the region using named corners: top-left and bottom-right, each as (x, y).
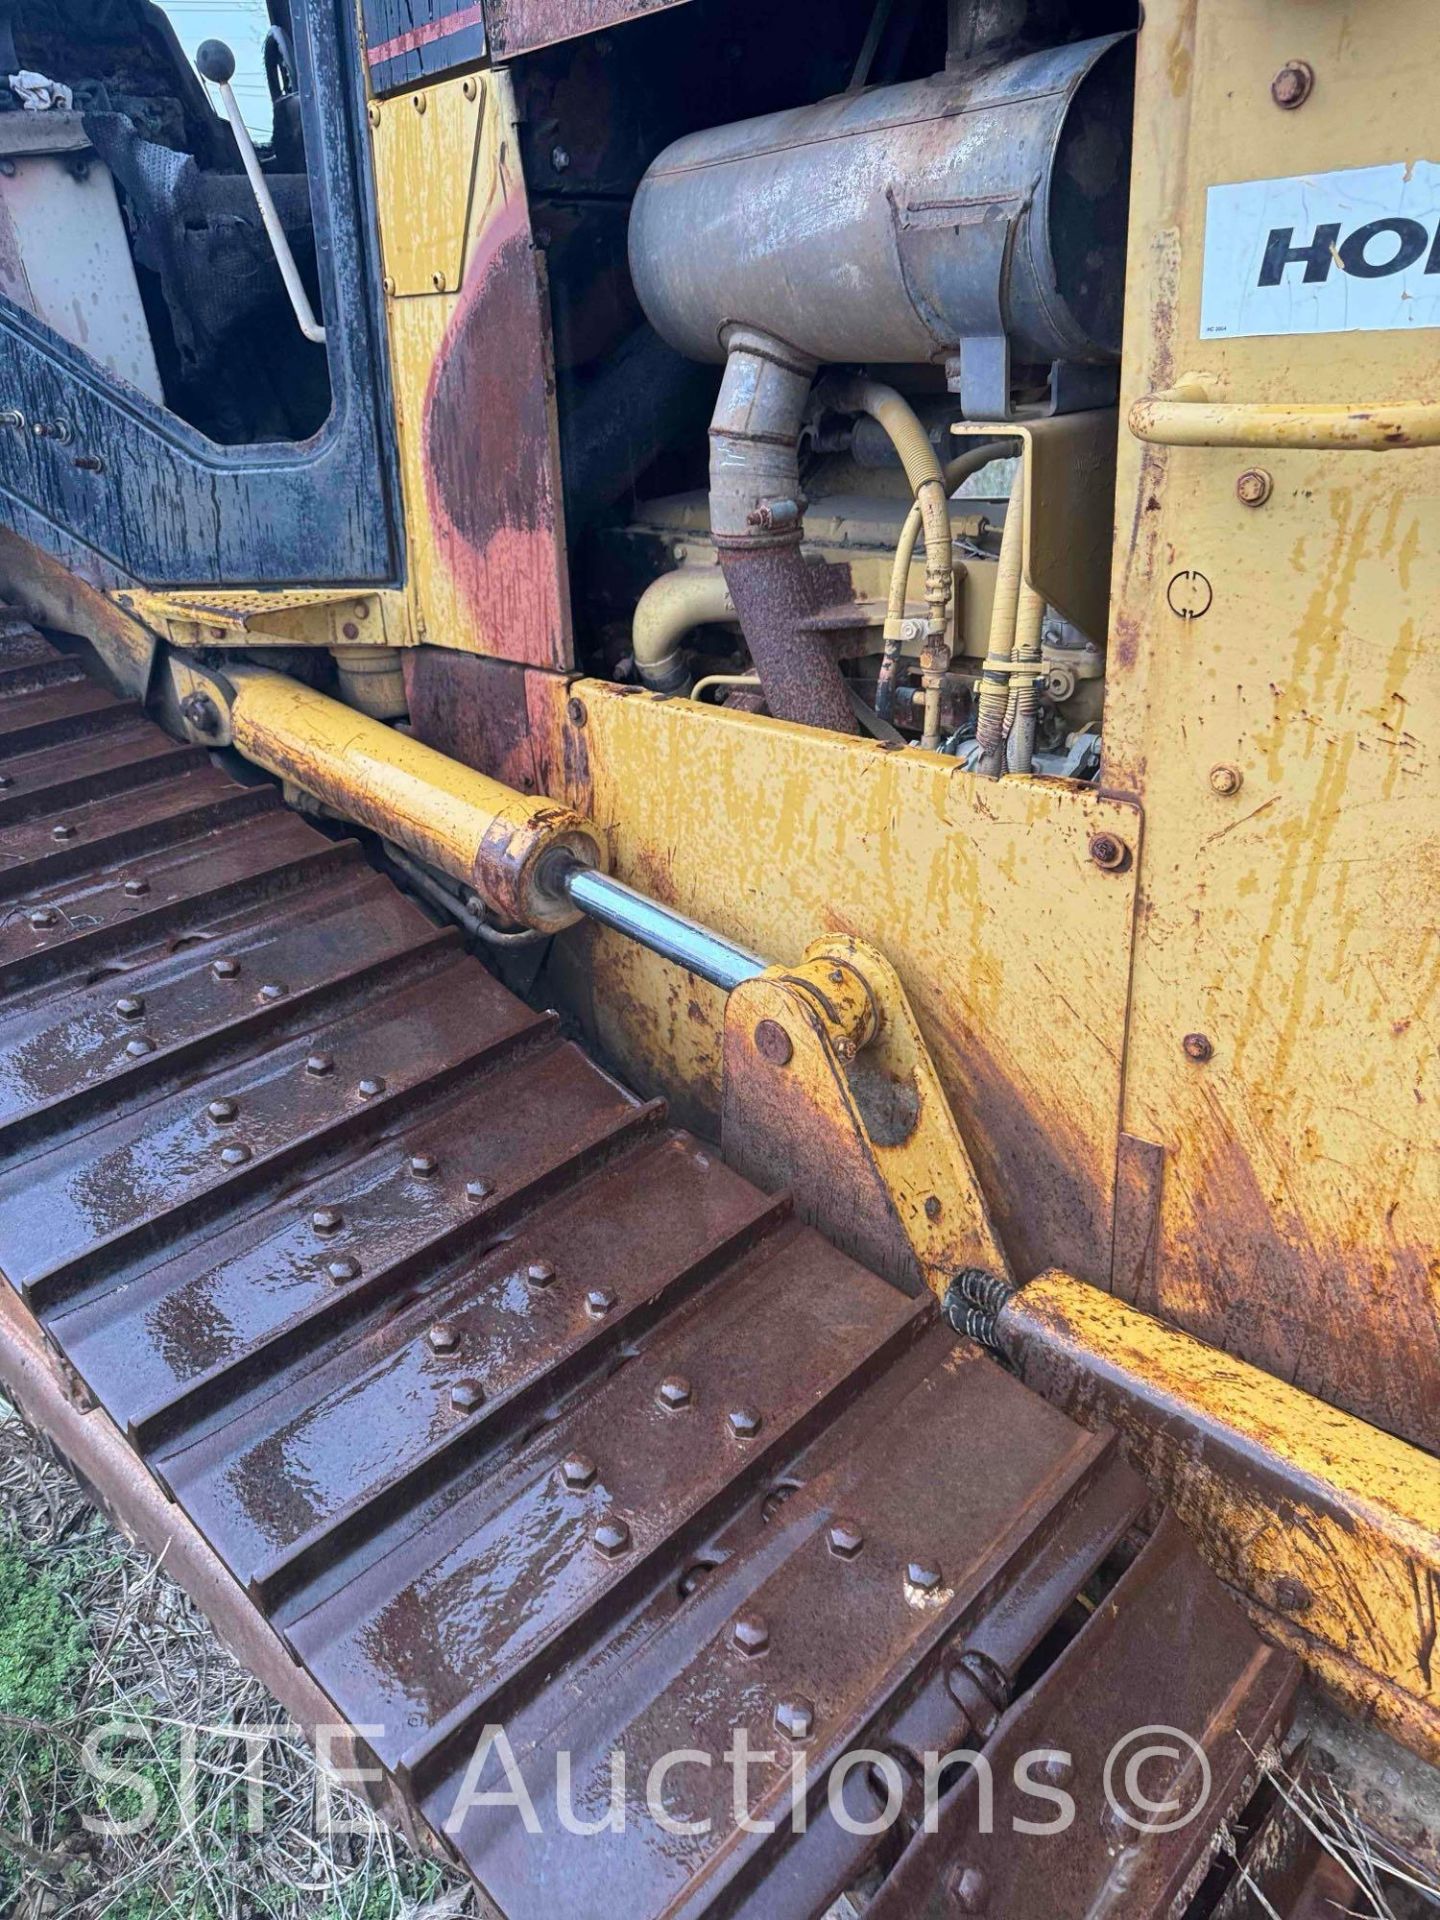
top-left (1200, 161), bottom-right (1440, 339)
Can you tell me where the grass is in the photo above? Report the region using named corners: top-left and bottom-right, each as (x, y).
top-left (0, 1397), bottom-right (477, 1920)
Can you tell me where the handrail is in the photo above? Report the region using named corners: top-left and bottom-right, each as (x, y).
top-left (1129, 387), bottom-right (1440, 451)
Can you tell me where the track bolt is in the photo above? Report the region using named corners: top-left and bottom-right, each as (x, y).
top-left (259, 982), bottom-right (286, 1002)
top-left (1271, 59), bottom-right (1314, 108)
top-left (657, 1375), bottom-right (692, 1411)
top-left (946, 1865), bottom-right (989, 1913)
top-left (466, 1178), bottom-right (493, 1201)
top-left (560, 1452), bottom-right (597, 1490)
top-left (827, 1518), bottom-right (864, 1560)
top-left (220, 1142), bottom-right (251, 1166)
top-left (1235, 467), bottom-right (1273, 507)
top-left (586, 1286), bottom-right (616, 1317)
top-left (410, 1153), bottom-right (438, 1178)
top-left (1209, 763), bottom-right (1243, 796)
top-left (312, 1207), bottom-right (344, 1234)
top-left (526, 1260), bottom-right (556, 1288)
top-left (774, 1697), bottom-right (815, 1744)
top-left (327, 1255), bottom-right (361, 1284)
top-left (753, 1018), bottom-right (792, 1067)
top-left (732, 1611), bottom-right (770, 1656)
top-left (114, 995), bottom-right (145, 1020)
top-left (125, 1036), bottom-right (156, 1058)
top-left (593, 1516), bottom-right (631, 1557)
top-left (207, 1097), bottom-right (238, 1123)
top-left (1183, 1032), bottom-right (1214, 1063)
top-left (1088, 832), bottom-right (1129, 872)
top-left (428, 1323), bottom-right (459, 1354)
top-left (906, 1559), bottom-right (944, 1597)
top-left (51, 823), bottom-right (76, 841)
top-left (305, 1051), bottom-right (334, 1075)
top-left (357, 1076), bottom-right (386, 1099)
top-left (124, 878), bottom-right (150, 897)
top-left (450, 1380), bottom-right (485, 1413)
top-left (728, 1405), bottom-right (762, 1440)
top-left (212, 957), bottom-right (240, 979)
top-left (28, 907), bottom-right (57, 929)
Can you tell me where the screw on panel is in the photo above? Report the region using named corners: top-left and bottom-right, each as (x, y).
top-left (114, 995), bottom-right (144, 1020)
top-left (560, 1452), bottom-right (597, 1490)
top-left (728, 1406), bottom-right (762, 1440)
top-left (593, 1516), bottom-right (631, 1557)
top-left (305, 1051), bottom-right (334, 1075)
top-left (827, 1519), bottom-right (864, 1559)
top-left (1271, 59), bottom-right (1314, 108)
top-left (207, 1098), bottom-right (238, 1124)
top-left (657, 1375), bottom-right (692, 1411)
top-left (1183, 1032), bottom-right (1214, 1063)
top-left (753, 1018), bottom-right (792, 1067)
top-left (732, 1611), bottom-right (770, 1656)
top-left (450, 1380), bottom-right (485, 1413)
top-left (1235, 468), bottom-right (1273, 507)
top-left (1088, 832), bottom-right (1129, 872)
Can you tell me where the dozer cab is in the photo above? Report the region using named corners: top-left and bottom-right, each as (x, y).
top-left (0, 0), bottom-right (1434, 1913)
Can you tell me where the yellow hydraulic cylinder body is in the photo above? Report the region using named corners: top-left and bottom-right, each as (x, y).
top-left (226, 668), bottom-right (604, 932)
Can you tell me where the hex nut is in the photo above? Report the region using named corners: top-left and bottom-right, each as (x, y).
top-left (1235, 467), bottom-right (1273, 508)
top-left (732, 1611), bottom-right (770, 1656)
top-left (427, 1323), bottom-right (459, 1354)
top-left (410, 1153), bottom-right (439, 1178)
top-left (52, 823), bottom-right (76, 842)
top-left (450, 1379), bottom-right (485, 1414)
top-left (657, 1375), bottom-right (692, 1411)
top-left (773, 1696), bottom-right (815, 1743)
top-left (305, 1052), bottom-right (334, 1076)
top-left (466, 1178), bottom-right (493, 1202)
top-left (1088, 832), bottom-right (1129, 872)
top-left (219, 1142), bottom-right (251, 1166)
top-left (560, 1452), bottom-right (598, 1490)
top-left (906, 1560), bottom-right (944, 1596)
top-left (526, 1260), bottom-right (556, 1288)
top-left (312, 1207), bottom-right (344, 1235)
top-left (728, 1405), bottom-right (762, 1440)
top-left (827, 1518), bottom-right (864, 1560)
top-left (212, 958), bottom-right (240, 979)
top-left (259, 982), bottom-right (286, 1002)
top-left (357, 1076), bottom-right (386, 1099)
top-left (586, 1286), bottom-right (616, 1318)
top-left (593, 1515), bottom-right (631, 1557)
top-left (207, 1097), bottom-right (238, 1124)
top-left (114, 995), bottom-right (145, 1020)
top-left (124, 878), bottom-right (151, 897)
top-left (124, 1036), bottom-right (156, 1058)
top-left (327, 1256), bottom-right (361, 1284)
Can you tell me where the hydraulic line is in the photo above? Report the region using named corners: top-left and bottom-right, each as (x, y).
top-left (974, 462), bottom-right (1027, 779)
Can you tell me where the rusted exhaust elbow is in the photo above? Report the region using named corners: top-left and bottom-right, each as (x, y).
top-left (709, 328), bottom-right (858, 734)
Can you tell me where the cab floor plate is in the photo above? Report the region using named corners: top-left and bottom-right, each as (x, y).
top-left (0, 631), bottom-right (1304, 1919)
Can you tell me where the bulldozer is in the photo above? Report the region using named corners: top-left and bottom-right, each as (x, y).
top-left (0, 0), bottom-right (1434, 1911)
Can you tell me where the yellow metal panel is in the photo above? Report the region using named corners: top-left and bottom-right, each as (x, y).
top-left (368, 76), bottom-right (484, 298)
top-left (551, 679), bottom-right (1140, 1291)
top-left (1002, 1271), bottom-right (1440, 1762)
top-left (1106, 0), bottom-right (1440, 1449)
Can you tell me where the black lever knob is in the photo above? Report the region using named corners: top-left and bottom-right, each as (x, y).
top-left (196, 39), bottom-right (236, 84)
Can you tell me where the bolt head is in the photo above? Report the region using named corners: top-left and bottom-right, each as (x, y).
top-left (657, 1375), bottom-right (692, 1411)
top-left (410, 1153), bottom-right (438, 1179)
top-left (450, 1379), bottom-right (485, 1413)
top-left (114, 995), bottom-right (145, 1020)
top-left (566, 696), bottom-right (587, 727)
top-left (467, 1178), bottom-right (493, 1202)
top-left (774, 1696), bottom-right (815, 1744)
top-left (219, 1142), bottom-right (251, 1166)
top-left (923, 1194), bottom-right (942, 1222)
top-left (732, 1611), bottom-right (770, 1656)
top-left (259, 982), bottom-right (286, 1003)
top-left (51, 823), bottom-right (76, 842)
top-left (1235, 467), bottom-right (1273, 508)
top-left (207, 1097), bottom-right (238, 1123)
top-left (1209, 763), bottom-right (1243, 796)
top-left (947, 1865), bottom-right (989, 1913)
top-left (212, 957), bottom-right (240, 979)
top-left (1088, 832), bottom-right (1129, 872)
top-left (357, 1076), bottom-right (386, 1099)
top-left (526, 1260), bottom-right (556, 1289)
top-left (124, 878), bottom-right (150, 898)
top-left (427, 1322), bottom-right (459, 1354)
top-left (305, 1051), bottom-right (334, 1076)
top-left (181, 692), bottom-right (221, 737)
top-left (585, 1286), bottom-right (616, 1318)
top-left (28, 907), bottom-right (57, 929)
top-left (906, 1559), bottom-right (944, 1596)
top-left (1271, 58), bottom-right (1314, 108)
top-left (327, 1255), bottom-right (361, 1284)
top-left (1182, 1031), bottom-right (1214, 1063)
top-left (727, 1405), bottom-right (762, 1440)
top-left (753, 1018), bottom-right (792, 1067)
top-left (593, 1515), bottom-right (631, 1557)
top-left (312, 1207), bottom-right (344, 1234)
top-left (0, 773), bottom-right (13, 789)
top-left (560, 1452), bottom-right (597, 1490)
top-left (124, 1036), bottom-right (155, 1059)
top-left (827, 1518), bottom-right (864, 1559)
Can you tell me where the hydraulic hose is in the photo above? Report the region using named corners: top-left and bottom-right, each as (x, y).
top-left (974, 463), bottom-right (1027, 779)
top-left (631, 567), bottom-right (735, 694)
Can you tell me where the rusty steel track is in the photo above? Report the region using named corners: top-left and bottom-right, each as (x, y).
top-left (0, 621), bottom-right (1320, 1916)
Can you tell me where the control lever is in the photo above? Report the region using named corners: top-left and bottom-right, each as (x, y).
top-left (195, 38), bottom-right (326, 345)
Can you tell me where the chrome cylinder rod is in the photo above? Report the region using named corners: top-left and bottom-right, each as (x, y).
top-left (559, 862), bottom-right (767, 992)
